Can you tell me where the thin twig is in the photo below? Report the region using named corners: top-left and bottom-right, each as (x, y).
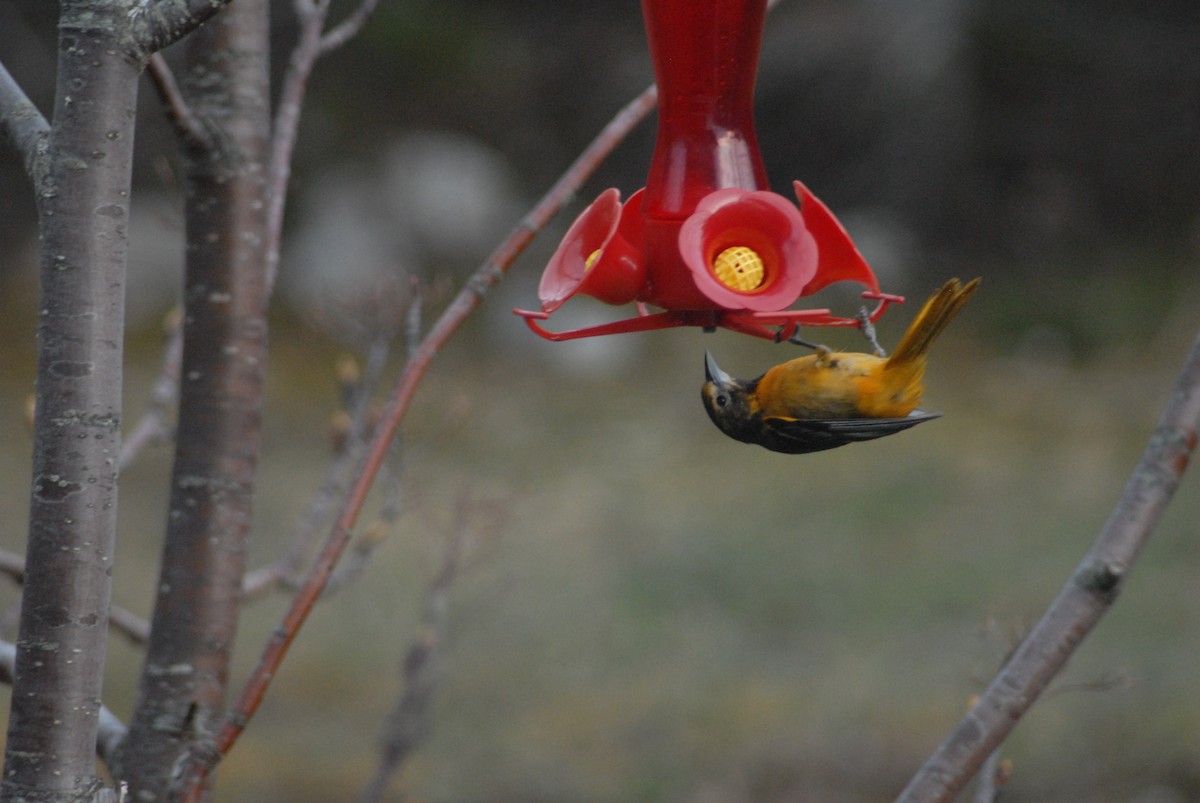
top-left (172, 72), bottom-right (662, 802)
top-left (264, 0), bottom-right (336, 294)
top-left (107, 606), bottom-right (152, 645)
top-left (323, 461), bottom-right (403, 596)
top-left (319, 0), bottom-right (382, 56)
top-left (242, 316), bottom-right (400, 601)
top-left (139, 0), bottom-right (377, 602)
top-left (313, 296), bottom-right (420, 595)
top-left (0, 549), bottom-right (25, 582)
top-left (0, 58), bottom-right (50, 185)
top-left (119, 315), bottom-right (184, 470)
top-left (173, 0), bottom-right (806, 792)
top-left (146, 54), bottom-right (213, 151)
top-left (897, 327), bottom-right (1200, 801)
top-left (355, 502), bottom-right (470, 803)
top-left (294, 0), bottom-right (324, 19)
top-left (405, 278), bottom-right (423, 363)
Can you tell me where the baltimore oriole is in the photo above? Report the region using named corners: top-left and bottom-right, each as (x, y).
top-left (701, 277), bottom-right (980, 453)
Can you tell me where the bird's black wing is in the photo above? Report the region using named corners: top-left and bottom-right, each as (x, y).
top-left (758, 410), bottom-right (942, 454)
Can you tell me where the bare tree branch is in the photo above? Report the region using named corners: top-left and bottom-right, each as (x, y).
top-left (131, 0), bottom-right (236, 56)
top-left (4, 3), bottom-right (145, 795)
top-left (108, 605), bottom-right (152, 646)
top-left (0, 549), bottom-right (25, 583)
top-left (897, 327), bottom-right (1200, 801)
top-left (117, 0), bottom-right (272, 796)
top-left (323, 464), bottom-right (402, 595)
top-left (0, 59), bottom-right (49, 185)
top-left (263, 0), bottom-right (334, 293)
top-left (294, 0), bottom-right (324, 18)
top-left (96, 708), bottom-right (129, 779)
top-left (242, 325), bottom-right (399, 602)
top-left (172, 70), bottom-right (662, 803)
top-left (119, 312), bottom-right (184, 470)
top-left (356, 494), bottom-right (480, 803)
top-left (146, 55), bottom-right (213, 150)
top-left (259, 0), bottom-right (382, 294)
top-left (318, 0), bottom-right (382, 56)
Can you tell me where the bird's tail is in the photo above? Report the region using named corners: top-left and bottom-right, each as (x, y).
top-left (886, 277), bottom-right (980, 368)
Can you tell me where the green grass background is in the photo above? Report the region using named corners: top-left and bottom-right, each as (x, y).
top-left (1, 270), bottom-right (1199, 801)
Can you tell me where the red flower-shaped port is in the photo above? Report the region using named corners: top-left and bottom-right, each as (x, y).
top-left (513, 0), bottom-right (902, 342)
top-left (538, 189), bottom-right (646, 313)
top-left (676, 188), bottom-right (816, 312)
top-left (791, 181), bottom-right (880, 297)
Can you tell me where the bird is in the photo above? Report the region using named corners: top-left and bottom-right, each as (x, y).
top-left (701, 277), bottom-right (980, 454)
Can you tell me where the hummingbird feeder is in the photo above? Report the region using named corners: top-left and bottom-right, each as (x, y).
top-left (514, 0), bottom-right (905, 342)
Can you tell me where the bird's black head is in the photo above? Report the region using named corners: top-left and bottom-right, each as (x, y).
top-left (700, 352), bottom-right (761, 444)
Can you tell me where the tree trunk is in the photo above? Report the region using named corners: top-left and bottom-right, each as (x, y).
top-left (116, 2), bottom-right (271, 798)
top-left (1, 3), bottom-right (140, 800)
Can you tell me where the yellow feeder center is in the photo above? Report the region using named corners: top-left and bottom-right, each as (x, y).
top-left (584, 249), bottom-right (602, 272)
top-left (712, 246), bottom-right (765, 292)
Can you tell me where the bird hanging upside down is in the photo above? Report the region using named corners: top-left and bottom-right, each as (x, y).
top-left (701, 277), bottom-right (980, 454)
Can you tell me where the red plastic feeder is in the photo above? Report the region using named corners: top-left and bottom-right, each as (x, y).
top-left (514, 0), bottom-right (904, 342)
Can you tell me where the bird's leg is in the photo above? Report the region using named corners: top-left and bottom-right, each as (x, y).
top-left (856, 306), bottom-right (886, 357)
top-left (814, 344), bottom-right (835, 365)
top-left (787, 332), bottom-right (826, 351)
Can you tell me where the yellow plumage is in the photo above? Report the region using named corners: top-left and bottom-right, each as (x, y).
top-left (701, 278), bottom-right (980, 453)
top-left (755, 278), bottom-right (978, 420)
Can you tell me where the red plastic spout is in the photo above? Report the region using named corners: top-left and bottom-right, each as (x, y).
top-left (538, 189), bottom-right (646, 313)
top-left (640, 0), bottom-right (770, 220)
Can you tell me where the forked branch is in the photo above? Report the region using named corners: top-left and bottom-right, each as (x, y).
top-left (897, 328), bottom-right (1200, 801)
top-left (131, 0), bottom-right (237, 56)
top-left (172, 77), bottom-right (662, 802)
top-left (146, 55), bottom-right (213, 150)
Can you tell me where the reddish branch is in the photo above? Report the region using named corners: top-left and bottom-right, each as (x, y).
top-left (897, 329), bottom-right (1200, 801)
top-left (242, 301), bottom-right (406, 602)
top-left (172, 79), bottom-right (662, 800)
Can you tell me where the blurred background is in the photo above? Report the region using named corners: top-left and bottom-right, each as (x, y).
top-left (2, 1), bottom-right (1200, 800)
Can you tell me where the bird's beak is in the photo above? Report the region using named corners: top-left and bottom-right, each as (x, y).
top-left (704, 351), bottom-right (732, 385)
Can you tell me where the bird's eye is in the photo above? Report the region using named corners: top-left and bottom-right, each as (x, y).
top-left (716, 394), bottom-right (728, 408)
